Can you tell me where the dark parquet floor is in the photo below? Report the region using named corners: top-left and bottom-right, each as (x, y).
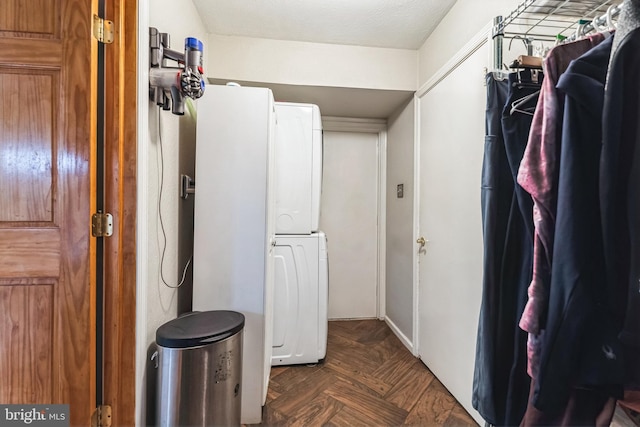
top-left (252, 319), bottom-right (477, 426)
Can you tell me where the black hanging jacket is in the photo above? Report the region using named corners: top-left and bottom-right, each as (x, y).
top-left (533, 35), bottom-right (625, 413)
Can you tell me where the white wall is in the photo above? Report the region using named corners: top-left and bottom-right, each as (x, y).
top-left (417, 0), bottom-right (521, 86)
top-left (136, 1), bottom-right (207, 425)
top-left (385, 98), bottom-right (416, 346)
top-left (207, 34), bottom-right (417, 91)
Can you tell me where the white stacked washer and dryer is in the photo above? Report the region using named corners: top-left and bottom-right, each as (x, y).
top-left (272, 102), bottom-right (329, 366)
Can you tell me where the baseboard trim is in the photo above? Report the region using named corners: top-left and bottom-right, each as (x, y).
top-left (384, 316), bottom-right (414, 354)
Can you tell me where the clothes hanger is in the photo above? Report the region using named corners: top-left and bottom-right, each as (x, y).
top-left (507, 52), bottom-right (542, 115)
top-left (574, 19), bottom-right (590, 40)
top-left (508, 44), bottom-right (544, 88)
top-left (491, 68), bottom-right (510, 82)
top-left (510, 55), bottom-right (543, 69)
top-left (508, 64), bottom-right (543, 89)
top-left (510, 89), bottom-right (540, 116)
top-left (606, 4), bottom-right (618, 30)
top-left (507, 35), bottom-right (544, 71)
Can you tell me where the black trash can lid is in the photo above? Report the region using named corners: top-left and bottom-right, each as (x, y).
top-left (156, 310), bottom-right (245, 349)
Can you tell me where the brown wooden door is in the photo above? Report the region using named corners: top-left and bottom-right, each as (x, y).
top-left (0, 1), bottom-right (97, 425)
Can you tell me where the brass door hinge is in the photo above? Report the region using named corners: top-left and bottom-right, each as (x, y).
top-left (93, 14), bottom-right (114, 44)
top-left (91, 405), bottom-right (112, 427)
top-left (92, 212), bottom-right (113, 237)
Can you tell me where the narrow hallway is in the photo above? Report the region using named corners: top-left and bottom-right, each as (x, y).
top-left (254, 320), bottom-right (477, 426)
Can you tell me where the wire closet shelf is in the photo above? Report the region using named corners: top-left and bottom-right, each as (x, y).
top-left (494, 0), bottom-right (621, 41)
top-left (491, 0), bottom-right (622, 68)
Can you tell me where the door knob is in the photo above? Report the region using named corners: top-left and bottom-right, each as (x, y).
top-left (416, 237), bottom-right (427, 247)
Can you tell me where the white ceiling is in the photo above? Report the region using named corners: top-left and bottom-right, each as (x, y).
top-left (194, 0), bottom-right (458, 118)
top-left (192, 0), bottom-right (457, 50)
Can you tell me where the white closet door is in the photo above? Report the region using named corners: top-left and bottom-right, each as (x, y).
top-left (416, 44), bottom-right (486, 423)
top-left (321, 131), bottom-right (379, 319)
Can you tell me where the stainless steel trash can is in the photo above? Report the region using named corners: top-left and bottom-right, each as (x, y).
top-left (156, 310), bottom-right (244, 427)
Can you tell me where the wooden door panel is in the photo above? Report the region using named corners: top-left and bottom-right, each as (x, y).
top-left (0, 71), bottom-right (55, 222)
top-left (0, 39), bottom-right (62, 66)
top-left (0, 0), bottom-right (95, 425)
top-left (0, 284), bottom-right (54, 403)
top-left (0, 229), bottom-right (60, 277)
top-left (0, 0), bottom-right (59, 37)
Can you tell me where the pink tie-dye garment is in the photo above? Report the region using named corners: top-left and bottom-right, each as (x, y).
top-left (516, 33), bottom-right (608, 377)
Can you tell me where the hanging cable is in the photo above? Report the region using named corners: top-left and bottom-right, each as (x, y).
top-left (157, 106), bottom-right (192, 289)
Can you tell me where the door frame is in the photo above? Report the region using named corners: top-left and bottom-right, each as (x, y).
top-left (412, 95), bottom-right (421, 356)
top-left (101, 0), bottom-right (138, 425)
top-left (322, 116), bottom-right (387, 319)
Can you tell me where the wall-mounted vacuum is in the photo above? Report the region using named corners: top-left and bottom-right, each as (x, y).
top-left (149, 27), bottom-right (205, 115)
